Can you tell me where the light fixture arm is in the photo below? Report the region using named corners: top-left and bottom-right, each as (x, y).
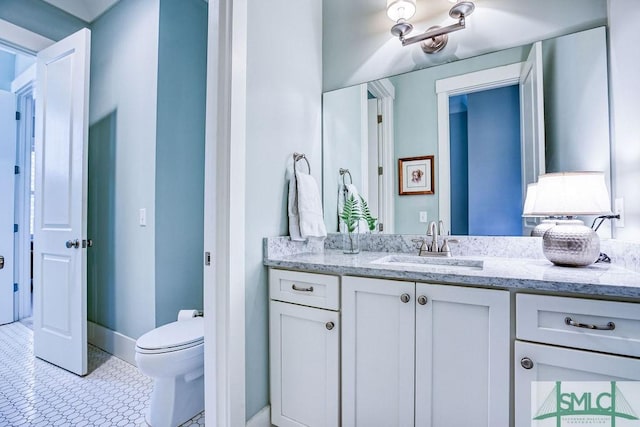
top-left (400, 16), bottom-right (466, 46)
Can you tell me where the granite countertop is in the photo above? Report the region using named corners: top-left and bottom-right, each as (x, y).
top-left (264, 249), bottom-right (640, 300)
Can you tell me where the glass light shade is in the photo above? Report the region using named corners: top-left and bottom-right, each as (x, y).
top-left (529, 172), bottom-right (613, 216)
top-left (387, 0), bottom-right (416, 22)
top-left (522, 183), bottom-right (538, 216)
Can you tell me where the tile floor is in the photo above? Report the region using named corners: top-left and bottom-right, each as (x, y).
top-left (0, 321), bottom-right (205, 426)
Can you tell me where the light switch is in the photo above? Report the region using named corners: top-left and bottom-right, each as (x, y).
top-left (419, 211), bottom-right (428, 223)
top-left (139, 208), bottom-right (147, 227)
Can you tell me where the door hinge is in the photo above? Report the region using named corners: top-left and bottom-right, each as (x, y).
top-left (204, 251), bottom-right (211, 266)
top-left (377, 114), bottom-right (382, 124)
top-left (15, 111), bottom-right (20, 121)
top-left (378, 223), bottom-right (384, 232)
top-left (14, 165), bottom-right (20, 175)
top-left (13, 224), bottom-right (18, 233)
top-left (378, 166), bottom-right (383, 176)
top-left (14, 283), bottom-right (18, 292)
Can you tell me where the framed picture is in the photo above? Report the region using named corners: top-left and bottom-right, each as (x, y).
top-left (398, 155), bottom-right (435, 195)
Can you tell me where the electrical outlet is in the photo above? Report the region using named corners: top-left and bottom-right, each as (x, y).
top-left (139, 208), bottom-right (147, 227)
top-left (615, 198), bottom-right (624, 228)
top-left (419, 211), bottom-right (428, 223)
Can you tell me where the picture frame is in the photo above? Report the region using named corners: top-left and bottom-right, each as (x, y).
top-left (398, 155), bottom-right (435, 195)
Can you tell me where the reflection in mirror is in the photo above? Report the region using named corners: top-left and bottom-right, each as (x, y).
top-left (322, 26), bottom-right (611, 236)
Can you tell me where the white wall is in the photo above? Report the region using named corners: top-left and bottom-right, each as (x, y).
top-left (244, 0), bottom-right (323, 420)
top-left (609, 0), bottom-right (640, 241)
top-left (323, 0), bottom-right (607, 91)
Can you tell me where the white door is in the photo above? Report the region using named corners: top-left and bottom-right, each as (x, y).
top-left (33, 28), bottom-right (91, 376)
top-left (0, 90), bottom-right (17, 325)
top-left (415, 284), bottom-right (510, 427)
top-left (269, 301), bottom-right (340, 427)
top-left (520, 41), bottom-right (546, 235)
top-left (515, 341), bottom-right (640, 426)
top-left (341, 276), bottom-right (415, 427)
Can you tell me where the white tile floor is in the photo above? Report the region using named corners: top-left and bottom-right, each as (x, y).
top-left (0, 321), bottom-right (205, 426)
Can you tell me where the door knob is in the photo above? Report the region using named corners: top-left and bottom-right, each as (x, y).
top-left (0, 255), bottom-right (4, 269)
top-left (417, 295), bottom-right (428, 305)
top-left (65, 239), bottom-right (80, 249)
top-left (325, 321), bottom-right (335, 331)
top-left (400, 293), bottom-right (411, 303)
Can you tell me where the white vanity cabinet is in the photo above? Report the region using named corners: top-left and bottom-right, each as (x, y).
top-left (341, 276), bottom-right (511, 427)
top-left (269, 269), bottom-right (340, 427)
top-left (515, 294), bottom-right (640, 426)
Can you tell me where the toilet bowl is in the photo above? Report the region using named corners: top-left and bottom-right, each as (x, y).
top-left (135, 316), bottom-right (204, 427)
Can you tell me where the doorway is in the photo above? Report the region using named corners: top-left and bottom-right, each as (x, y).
top-left (449, 85), bottom-right (522, 236)
top-left (0, 43), bottom-right (36, 325)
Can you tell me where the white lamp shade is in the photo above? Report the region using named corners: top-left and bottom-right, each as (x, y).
top-left (529, 172), bottom-right (613, 216)
top-left (387, 0), bottom-right (416, 22)
top-left (522, 183), bottom-right (538, 216)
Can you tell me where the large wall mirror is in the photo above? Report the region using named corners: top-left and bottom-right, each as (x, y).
top-left (323, 26), bottom-right (611, 236)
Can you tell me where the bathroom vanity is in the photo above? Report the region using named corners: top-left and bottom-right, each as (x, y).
top-left (264, 235), bottom-right (640, 427)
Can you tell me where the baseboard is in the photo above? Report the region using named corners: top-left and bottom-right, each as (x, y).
top-left (88, 321), bottom-right (137, 366)
top-left (246, 405), bottom-right (271, 427)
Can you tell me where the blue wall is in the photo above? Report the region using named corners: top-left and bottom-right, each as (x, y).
top-left (449, 96), bottom-right (468, 235)
top-left (154, 0), bottom-right (206, 327)
top-left (88, 0), bottom-right (160, 339)
top-left (466, 85), bottom-right (522, 235)
top-left (0, 51), bottom-right (15, 90)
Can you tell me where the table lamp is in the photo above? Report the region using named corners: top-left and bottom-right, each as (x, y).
top-left (526, 172), bottom-right (612, 267)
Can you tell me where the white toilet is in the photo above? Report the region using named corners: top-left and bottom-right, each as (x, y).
top-left (135, 315), bottom-right (204, 427)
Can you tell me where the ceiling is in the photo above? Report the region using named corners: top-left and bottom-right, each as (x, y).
top-left (41, 0), bottom-right (121, 23)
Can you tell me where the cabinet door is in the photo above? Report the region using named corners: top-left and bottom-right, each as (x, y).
top-left (270, 301), bottom-right (339, 427)
top-left (342, 276), bottom-right (415, 427)
top-left (515, 341), bottom-right (640, 427)
top-left (415, 284), bottom-right (510, 427)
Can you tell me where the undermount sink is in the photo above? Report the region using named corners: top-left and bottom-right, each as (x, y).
top-left (371, 255), bottom-right (484, 271)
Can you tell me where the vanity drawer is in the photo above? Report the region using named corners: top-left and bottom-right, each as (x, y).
top-left (269, 269), bottom-right (340, 310)
top-left (517, 294), bottom-right (640, 357)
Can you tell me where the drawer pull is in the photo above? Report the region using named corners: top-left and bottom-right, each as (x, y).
top-left (291, 284), bottom-right (314, 292)
top-left (565, 317), bottom-right (615, 331)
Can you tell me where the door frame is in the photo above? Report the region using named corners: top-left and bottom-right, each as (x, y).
top-left (367, 78), bottom-right (395, 234)
top-left (12, 67), bottom-right (36, 320)
top-left (435, 62), bottom-right (523, 229)
top-left (204, 0), bottom-right (246, 425)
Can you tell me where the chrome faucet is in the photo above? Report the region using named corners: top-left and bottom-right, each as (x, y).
top-left (428, 221), bottom-right (439, 252)
top-left (411, 220), bottom-right (458, 257)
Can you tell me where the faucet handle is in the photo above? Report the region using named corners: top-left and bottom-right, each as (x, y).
top-left (440, 238), bottom-right (459, 254)
top-left (412, 238), bottom-right (426, 248)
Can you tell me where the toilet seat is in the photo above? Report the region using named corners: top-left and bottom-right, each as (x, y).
top-left (136, 317), bottom-right (203, 354)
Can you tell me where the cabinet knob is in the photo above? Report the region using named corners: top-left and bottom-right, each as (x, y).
top-left (520, 357), bottom-right (534, 370)
top-left (325, 321), bottom-right (335, 331)
top-left (417, 295), bottom-right (428, 305)
top-left (400, 293), bottom-right (411, 303)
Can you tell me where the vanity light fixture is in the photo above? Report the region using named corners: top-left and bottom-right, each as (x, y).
top-left (527, 172), bottom-right (613, 267)
top-left (387, 0), bottom-right (475, 54)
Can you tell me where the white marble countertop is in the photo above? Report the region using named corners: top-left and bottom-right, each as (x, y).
top-left (264, 249), bottom-right (640, 300)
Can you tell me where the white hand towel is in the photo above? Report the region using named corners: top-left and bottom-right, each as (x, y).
top-left (288, 174), bottom-right (304, 241)
top-left (295, 171), bottom-right (327, 239)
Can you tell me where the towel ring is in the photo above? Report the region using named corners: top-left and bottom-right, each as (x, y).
top-left (339, 168), bottom-right (353, 186)
top-left (293, 152), bottom-right (310, 174)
